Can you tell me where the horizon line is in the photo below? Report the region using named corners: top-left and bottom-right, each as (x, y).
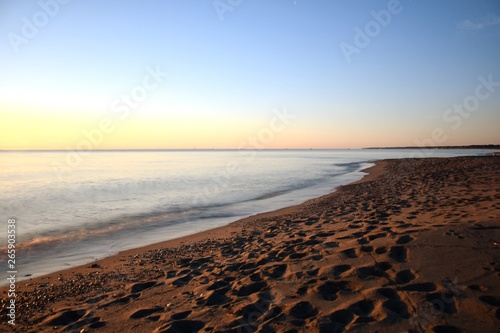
top-left (0, 148), bottom-right (355, 152)
top-left (1, 144), bottom-right (499, 152)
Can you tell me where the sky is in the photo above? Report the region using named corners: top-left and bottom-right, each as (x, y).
top-left (1, 0), bottom-right (499, 150)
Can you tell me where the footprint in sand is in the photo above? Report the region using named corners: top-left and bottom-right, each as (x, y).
top-left (230, 302), bottom-right (281, 333)
top-left (204, 290), bottom-right (232, 306)
top-left (206, 280), bottom-right (230, 291)
top-left (468, 284), bottom-right (488, 292)
top-left (171, 274), bottom-right (193, 286)
top-left (348, 223), bottom-right (363, 229)
top-left (377, 287), bottom-right (402, 300)
top-left (395, 269), bottom-right (416, 284)
top-left (294, 284), bottom-right (308, 295)
top-left (356, 262), bottom-right (392, 280)
top-left (348, 299), bottom-right (375, 318)
top-left (305, 217), bottom-right (320, 226)
top-left (126, 281), bottom-right (157, 294)
top-left (189, 257), bottom-right (213, 269)
top-left (358, 237), bottom-right (370, 245)
top-left (316, 231), bottom-right (335, 238)
top-left (170, 310), bottom-right (192, 320)
top-left (249, 272), bottom-right (263, 282)
top-left (341, 248), bottom-right (359, 259)
top-left (129, 306), bottom-right (164, 319)
top-left (197, 275), bottom-right (210, 284)
top-left (316, 281), bottom-right (352, 301)
top-left (233, 292), bottom-right (276, 327)
top-left (396, 234), bottom-right (414, 244)
top-left (165, 270), bottom-right (177, 278)
top-left (303, 237), bottom-right (322, 246)
top-left (479, 295), bottom-right (500, 307)
top-left (324, 241), bottom-right (340, 248)
top-left (320, 298), bottom-right (377, 331)
top-left (88, 320), bottom-right (107, 329)
top-left (382, 299), bottom-right (410, 320)
top-left (361, 245), bottom-right (374, 253)
top-left (388, 246), bottom-right (407, 263)
top-left (337, 231), bottom-right (365, 240)
top-left (234, 281), bottom-right (267, 297)
top-left (287, 251), bottom-right (308, 260)
top-left (155, 320), bottom-right (205, 333)
top-left (41, 309), bottom-right (88, 326)
top-left (176, 257), bottom-right (192, 267)
top-left (368, 232), bottom-right (387, 241)
top-left (478, 295), bottom-right (500, 319)
top-left (331, 264), bottom-right (352, 278)
top-left (85, 295), bottom-right (107, 304)
top-left (326, 309), bottom-right (354, 330)
top-left (41, 309), bottom-right (106, 331)
top-left (289, 301), bottom-right (318, 319)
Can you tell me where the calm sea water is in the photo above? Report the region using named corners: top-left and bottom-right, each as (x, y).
top-left (0, 149), bottom-right (491, 282)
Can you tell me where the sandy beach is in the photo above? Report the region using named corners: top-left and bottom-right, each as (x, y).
top-left (1, 155), bottom-right (499, 332)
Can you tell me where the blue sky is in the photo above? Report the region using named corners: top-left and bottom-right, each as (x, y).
top-left (1, 0), bottom-right (499, 149)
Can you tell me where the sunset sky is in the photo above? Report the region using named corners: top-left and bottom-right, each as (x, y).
top-left (1, 0), bottom-right (499, 150)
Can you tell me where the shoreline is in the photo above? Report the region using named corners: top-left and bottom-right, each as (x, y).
top-left (1, 154), bottom-right (377, 285)
top-left (5, 161), bottom-right (380, 287)
top-left (2, 156), bottom-right (499, 332)
top-left (114, 160), bottom-right (386, 260)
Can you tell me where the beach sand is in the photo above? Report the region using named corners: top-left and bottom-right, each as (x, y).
top-left (1, 156), bottom-right (499, 332)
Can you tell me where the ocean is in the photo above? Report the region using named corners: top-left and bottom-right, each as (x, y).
top-left (0, 149), bottom-right (491, 283)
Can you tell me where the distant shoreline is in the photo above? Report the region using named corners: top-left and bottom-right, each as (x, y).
top-left (364, 144), bottom-right (500, 150)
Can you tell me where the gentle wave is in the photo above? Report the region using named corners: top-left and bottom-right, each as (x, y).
top-left (2, 163), bottom-right (367, 254)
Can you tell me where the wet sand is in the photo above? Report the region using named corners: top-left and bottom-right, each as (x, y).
top-left (1, 156), bottom-right (499, 332)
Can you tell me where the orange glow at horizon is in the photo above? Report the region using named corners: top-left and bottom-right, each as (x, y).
top-left (2, 103), bottom-right (498, 150)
